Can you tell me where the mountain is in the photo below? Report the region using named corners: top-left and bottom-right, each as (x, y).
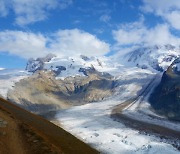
top-left (149, 57), bottom-right (180, 121)
top-left (6, 45), bottom-right (180, 116)
top-left (25, 54), bottom-right (113, 77)
top-left (26, 53), bottom-right (56, 73)
top-left (7, 45), bottom-right (180, 116)
top-left (2, 47), bottom-right (180, 153)
top-left (0, 69), bottom-right (30, 98)
top-left (118, 45), bottom-right (180, 72)
top-left (8, 55), bottom-right (119, 115)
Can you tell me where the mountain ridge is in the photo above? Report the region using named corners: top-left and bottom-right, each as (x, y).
top-left (116, 44), bottom-right (180, 72)
top-left (149, 57), bottom-right (180, 120)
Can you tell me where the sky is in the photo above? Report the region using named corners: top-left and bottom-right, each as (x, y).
top-left (0, 0), bottom-right (180, 68)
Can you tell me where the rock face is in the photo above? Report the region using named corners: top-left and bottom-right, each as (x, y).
top-left (149, 57), bottom-right (180, 121)
top-left (25, 54), bottom-right (113, 80)
top-left (8, 54), bottom-right (118, 115)
top-left (80, 55), bottom-right (90, 61)
top-left (53, 66), bottom-right (66, 76)
top-left (79, 67), bottom-right (95, 76)
top-left (26, 54), bottom-right (56, 73)
top-left (120, 45), bottom-right (180, 71)
top-left (7, 69), bottom-right (118, 115)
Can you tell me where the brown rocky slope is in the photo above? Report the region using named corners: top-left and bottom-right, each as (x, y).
top-left (149, 58), bottom-right (180, 121)
top-left (7, 69), bottom-right (118, 115)
top-left (0, 97), bottom-right (99, 154)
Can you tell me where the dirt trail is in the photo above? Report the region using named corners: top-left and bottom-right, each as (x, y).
top-left (0, 97), bottom-right (99, 154)
top-left (0, 107), bottom-right (26, 154)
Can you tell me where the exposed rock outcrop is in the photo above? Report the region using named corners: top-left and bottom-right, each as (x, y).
top-left (53, 66), bottom-right (66, 76)
top-left (149, 57), bottom-right (180, 120)
top-left (26, 54), bottom-right (56, 73)
top-left (7, 69), bottom-right (118, 115)
top-left (80, 55), bottom-right (90, 61)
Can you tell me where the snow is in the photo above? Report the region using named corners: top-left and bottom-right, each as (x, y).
top-left (55, 67), bottom-right (179, 154)
top-left (1, 52), bottom-right (180, 153)
top-left (44, 55), bottom-right (119, 79)
top-left (0, 69), bottom-right (30, 98)
top-left (121, 72), bottom-right (180, 132)
top-left (113, 45), bottom-right (180, 72)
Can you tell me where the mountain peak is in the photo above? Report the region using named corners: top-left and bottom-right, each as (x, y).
top-left (119, 44), bottom-right (180, 72)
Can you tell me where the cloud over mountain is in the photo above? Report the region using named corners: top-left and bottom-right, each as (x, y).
top-left (0, 29), bottom-right (110, 59)
top-left (112, 19), bottom-right (180, 48)
top-left (141, 0), bottom-right (180, 30)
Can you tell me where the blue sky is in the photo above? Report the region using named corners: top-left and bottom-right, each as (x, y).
top-left (0, 0), bottom-right (180, 68)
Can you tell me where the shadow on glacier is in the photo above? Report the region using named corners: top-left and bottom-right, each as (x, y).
top-left (8, 98), bottom-right (60, 117)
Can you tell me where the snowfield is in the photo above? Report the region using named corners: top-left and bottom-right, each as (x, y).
top-left (114, 45), bottom-right (180, 72)
top-left (0, 69), bottom-right (30, 98)
top-left (44, 55), bottom-right (116, 79)
top-left (55, 66), bottom-right (179, 154)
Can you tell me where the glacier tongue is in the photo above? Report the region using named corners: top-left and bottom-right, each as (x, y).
top-left (1, 45), bottom-right (180, 153)
top-left (55, 66), bottom-right (179, 154)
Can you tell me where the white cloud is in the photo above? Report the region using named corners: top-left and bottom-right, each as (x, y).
top-left (0, 29), bottom-right (110, 59)
top-left (166, 11), bottom-right (180, 30)
top-left (13, 0), bottom-right (58, 26)
top-left (0, 1), bottom-right (9, 17)
top-left (0, 0), bottom-right (73, 26)
top-left (112, 20), bottom-right (180, 47)
top-left (50, 29), bottom-right (110, 57)
top-left (112, 19), bottom-right (146, 45)
top-left (100, 14), bottom-right (111, 22)
top-left (147, 24), bottom-right (180, 45)
top-left (141, 0), bottom-right (180, 30)
top-left (0, 31), bottom-right (49, 58)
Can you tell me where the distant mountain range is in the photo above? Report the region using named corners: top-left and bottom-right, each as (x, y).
top-left (4, 44), bottom-right (180, 121)
top-left (122, 45), bottom-right (180, 120)
top-left (8, 54), bottom-right (118, 115)
top-left (1, 44), bottom-right (180, 153)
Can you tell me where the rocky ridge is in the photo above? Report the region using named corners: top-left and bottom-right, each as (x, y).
top-left (8, 55), bottom-right (118, 115)
top-left (149, 57), bottom-right (180, 120)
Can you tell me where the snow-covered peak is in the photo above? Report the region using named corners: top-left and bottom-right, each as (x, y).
top-left (26, 44), bottom-right (180, 77)
top-left (44, 55), bottom-right (116, 78)
top-left (26, 53), bottom-right (56, 73)
top-left (26, 54), bottom-right (118, 78)
top-left (116, 45), bottom-right (180, 72)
